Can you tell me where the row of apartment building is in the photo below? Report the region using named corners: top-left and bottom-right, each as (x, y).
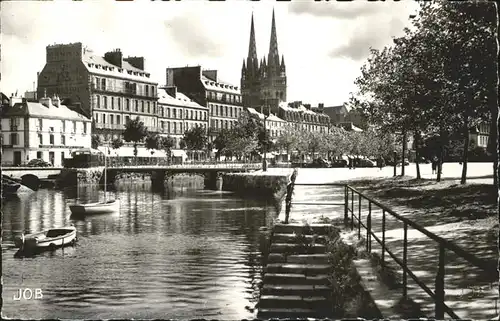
top-left (1, 43), bottom-right (334, 167)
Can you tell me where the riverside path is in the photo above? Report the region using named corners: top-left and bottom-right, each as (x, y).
top-left (276, 166), bottom-right (497, 320)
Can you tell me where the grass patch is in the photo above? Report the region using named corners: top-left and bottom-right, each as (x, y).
top-left (348, 177), bottom-right (496, 224)
top-left (325, 227), bottom-right (383, 318)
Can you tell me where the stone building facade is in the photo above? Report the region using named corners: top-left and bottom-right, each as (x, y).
top-left (278, 102), bottom-right (330, 133)
top-left (166, 66), bottom-right (243, 143)
top-left (157, 86), bottom-right (208, 157)
top-left (1, 96), bottom-right (91, 167)
top-left (36, 43), bottom-right (159, 144)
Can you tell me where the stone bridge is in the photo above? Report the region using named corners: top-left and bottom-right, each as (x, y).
top-left (2, 167), bottom-right (64, 179)
top-left (2, 167), bottom-right (64, 190)
top-left (51, 163), bottom-right (262, 190)
top-left (105, 164), bottom-right (262, 189)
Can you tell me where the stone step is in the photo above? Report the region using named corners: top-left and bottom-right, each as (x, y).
top-left (272, 233), bottom-right (328, 244)
top-left (265, 263), bottom-right (331, 275)
top-left (258, 294), bottom-right (330, 309)
top-left (274, 224), bottom-right (335, 235)
top-left (270, 243), bottom-right (326, 254)
top-left (262, 284), bottom-right (331, 297)
top-left (257, 307), bottom-right (332, 319)
top-left (267, 253), bottom-right (330, 264)
top-left (263, 273), bottom-right (330, 285)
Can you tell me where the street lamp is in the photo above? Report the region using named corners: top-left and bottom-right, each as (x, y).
top-left (262, 102), bottom-right (270, 172)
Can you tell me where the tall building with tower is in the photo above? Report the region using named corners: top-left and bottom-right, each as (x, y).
top-left (241, 10), bottom-right (287, 115)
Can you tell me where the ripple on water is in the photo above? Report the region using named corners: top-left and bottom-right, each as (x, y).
top-left (1, 184), bottom-right (271, 320)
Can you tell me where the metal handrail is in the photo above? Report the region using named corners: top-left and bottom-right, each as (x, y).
top-left (345, 185), bottom-right (497, 319)
top-left (285, 181), bottom-right (497, 319)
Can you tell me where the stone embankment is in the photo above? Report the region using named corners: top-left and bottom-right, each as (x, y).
top-left (221, 168), bottom-right (296, 203)
top-left (56, 167), bottom-right (104, 188)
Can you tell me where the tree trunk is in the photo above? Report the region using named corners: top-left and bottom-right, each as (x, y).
top-left (415, 131), bottom-right (421, 179)
top-left (460, 120), bottom-right (470, 185)
top-left (437, 131), bottom-right (444, 182)
top-left (134, 143), bottom-right (138, 166)
top-left (401, 129), bottom-right (407, 176)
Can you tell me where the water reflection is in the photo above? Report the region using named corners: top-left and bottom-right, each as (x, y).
top-left (2, 178), bottom-right (276, 319)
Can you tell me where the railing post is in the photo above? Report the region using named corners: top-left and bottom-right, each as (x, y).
top-left (403, 220), bottom-right (408, 298)
top-left (357, 195), bottom-right (361, 232)
top-left (367, 202), bottom-right (372, 252)
top-left (284, 182), bottom-right (293, 224)
top-left (344, 185), bottom-right (349, 225)
top-left (358, 198), bottom-right (362, 240)
top-left (351, 189), bottom-right (354, 220)
top-left (382, 209), bottom-right (386, 267)
top-left (435, 243), bottom-right (445, 319)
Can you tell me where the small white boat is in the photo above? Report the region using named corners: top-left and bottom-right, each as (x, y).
top-left (14, 226), bottom-right (77, 250)
top-left (69, 199), bottom-right (120, 215)
top-left (69, 146), bottom-right (120, 215)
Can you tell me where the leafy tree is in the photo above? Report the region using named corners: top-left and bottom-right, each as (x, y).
top-left (256, 121), bottom-right (273, 155)
top-left (111, 137), bottom-right (124, 151)
top-left (145, 133), bottom-right (161, 159)
top-left (213, 129), bottom-right (232, 160)
top-left (160, 135), bottom-right (175, 164)
top-left (179, 139), bottom-right (186, 150)
top-left (91, 134), bottom-right (101, 150)
top-left (182, 125), bottom-right (208, 160)
top-left (123, 117), bottom-right (148, 163)
top-left (226, 132), bottom-right (258, 161)
top-left (276, 124), bottom-right (299, 161)
top-left (326, 126), bottom-right (349, 159)
top-left (354, 1), bottom-right (497, 183)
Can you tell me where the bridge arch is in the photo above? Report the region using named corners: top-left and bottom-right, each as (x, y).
top-left (21, 174), bottom-right (40, 191)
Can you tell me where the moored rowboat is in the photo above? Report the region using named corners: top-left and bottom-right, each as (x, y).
top-left (14, 226), bottom-right (77, 250)
top-left (69, 199), bottom-right (120, 215)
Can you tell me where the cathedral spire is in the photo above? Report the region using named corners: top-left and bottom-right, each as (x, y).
top-left (247, 13), bottom-right (258, 64)
top-left (268, 9), bottom-right (280, 68)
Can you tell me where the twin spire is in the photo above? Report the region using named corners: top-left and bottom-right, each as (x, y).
top-left (243, 9), bottom-right (285, 76)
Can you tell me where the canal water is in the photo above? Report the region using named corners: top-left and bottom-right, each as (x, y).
top-left (1, 178), bottom-right (278, 319)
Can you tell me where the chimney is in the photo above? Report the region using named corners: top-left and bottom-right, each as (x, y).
top-left (304, 104), bottom-right (311, 110)
top-left (202, 70), bottom-right (218, 82)
top-left (166, 86), bottom-right (177, 98)
top-left (319, 103), bottom-right (324, 109)
top-left (40, 96), bottom-right (52, 107)
top-left (52, 95), bottom-right (61, 107)
top-left (9, 96), bottom-right (22, 107)
top-left (124, 56), bottom-right (145, 70)
top-left (104, 49), bottom-right (123, 68)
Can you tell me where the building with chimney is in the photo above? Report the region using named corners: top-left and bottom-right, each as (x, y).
top-left (1, 95), bottom-right (91, 167)
top-left (241, 10), bottom-right (287, 115)
top-left (156, 86), bottom-right (208, 160)
top-left (278, 102), bottom-right (330, 133)
top-left (36, 43), bottom-right (159, 144)
top-left (165, 66), bottom-right (243, 143)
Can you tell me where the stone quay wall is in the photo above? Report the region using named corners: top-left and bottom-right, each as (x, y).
top-left (55, 167), bottom-right (104, 188)
top-left (221, 169), bottom-right (298, 204)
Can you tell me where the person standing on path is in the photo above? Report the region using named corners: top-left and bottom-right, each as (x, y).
top-left (431, 156), bottom-right (438, 174)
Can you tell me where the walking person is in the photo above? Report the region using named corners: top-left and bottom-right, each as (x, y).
top-left (378, 157), bottom-right (384, 170)
top-left (431, 156), bottom-right (438, 175)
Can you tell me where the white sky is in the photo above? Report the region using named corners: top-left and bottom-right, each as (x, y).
top-left (1, 0), bottom-right (418, 107)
